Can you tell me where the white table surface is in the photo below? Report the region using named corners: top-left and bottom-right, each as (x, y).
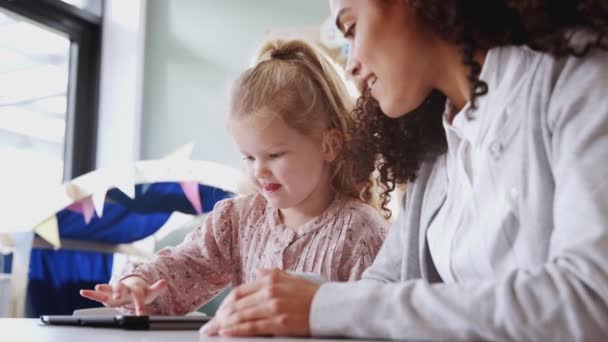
top-left (0, 318), bottom-right (380, 342)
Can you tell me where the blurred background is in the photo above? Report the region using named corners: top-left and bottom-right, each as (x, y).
top-left (0, 0), bottom-right (358, 318)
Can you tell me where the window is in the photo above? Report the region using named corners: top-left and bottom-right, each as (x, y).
top-left (0, 0), bottom-right (102, 207)
top-left (60, 0), bottom-right (102, 16)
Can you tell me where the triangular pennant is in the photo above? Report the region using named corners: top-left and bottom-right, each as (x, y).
top-left (65, 182), bottom-right (84, 199)
top-left (34, 215), bottom-right (61, 248)
top-left (134, 163), bottom-right (149, 186)
top-left (164, 143), bottom-right (193, 160)
top-left (108, 165), bottom-right (136, 199)
top-left (0, 233), bottom-right (13, 248)
top-left (66, 196), bottom-right (96, 224)
top-left (180, 181), bottom-right (202, 215)
top-left (92, 188), bottom-right (108, 217)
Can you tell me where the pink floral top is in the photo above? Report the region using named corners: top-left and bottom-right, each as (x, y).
top-left (113, 193), bottom-right (387, 315)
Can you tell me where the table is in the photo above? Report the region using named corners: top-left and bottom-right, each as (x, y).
top-left (0, 319), bottom-right (379, 342)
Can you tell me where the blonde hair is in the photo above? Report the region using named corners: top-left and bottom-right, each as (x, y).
top-left (229, 39), bottom-right (374, 204)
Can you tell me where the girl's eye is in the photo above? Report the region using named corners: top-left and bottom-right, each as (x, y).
top-left (344, 24), bottom-right (356, 39)
top-left (243, 156), bottom-right (255, 162)
top-left (269, 152), bottom-right (285, 159)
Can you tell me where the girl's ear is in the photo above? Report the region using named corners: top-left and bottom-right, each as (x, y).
top-left (321, 129), bottom-right (343, 162)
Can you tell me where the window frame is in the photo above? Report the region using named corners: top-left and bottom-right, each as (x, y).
top-left (0, 0), bottom-right (103, 180)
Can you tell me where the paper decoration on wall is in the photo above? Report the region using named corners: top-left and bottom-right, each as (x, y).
top-left (0, 233), bottom-right (13, 250)
top-left (34, 215), bottom-right (60, 248)
top-left (90, 164), bottom-right (136, 216)
top-left (180, 181), bottom-right (202, 215)
top-left (164, 142), bottom-right (193, 160)
top-left (0, 143), bottom-right (244, 247)
top-left (66, 196), bottom-right (96, 224)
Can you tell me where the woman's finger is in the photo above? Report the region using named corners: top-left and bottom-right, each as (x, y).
top-left (219, 269), bottom-right (286, 312)
top-left (217, 302), bottom-right (277, 331)
top-left (220, 316), bottom-right (286, 337)
top-left (232, 269), bottom-right (283, 299)
top-left (215, 282), bottom-right (280, 320)
top-left (199, 318), bottom-right (220, 336)
top-left (222, 279), bottom-right (264, 304)
top-left (215, 277), bottom-right (267, 314)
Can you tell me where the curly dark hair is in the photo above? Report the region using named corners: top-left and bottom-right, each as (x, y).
top-left (349, 0), bottom-right (608, 217)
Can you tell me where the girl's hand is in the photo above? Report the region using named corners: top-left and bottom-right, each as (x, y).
top-left (79, 276), bottom-right (167, 315)
top-left (200, 269), bottom-right (320, 337)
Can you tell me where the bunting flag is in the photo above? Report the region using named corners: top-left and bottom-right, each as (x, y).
top-left (164, 142), bottom-right (193, 161)
top-left (180, 181), bottom-right (202, 215)
top-left (0, 233), bottom-right (13, 249)
top-left (0, 143), bottom-right (246, 247)
top-left (65, 196), bottom-right (96, 224)
top-left (34, 215), bottom-right (60, 248)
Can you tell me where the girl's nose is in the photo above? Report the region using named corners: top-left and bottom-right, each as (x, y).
top-left (253, 161), bottom-right (269, 178)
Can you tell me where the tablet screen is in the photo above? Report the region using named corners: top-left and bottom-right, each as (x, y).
top-left (40, 314), bottom-right (211, 330)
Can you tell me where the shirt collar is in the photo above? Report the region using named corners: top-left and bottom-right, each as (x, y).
top-left (441, 48), bottom-right (498, 145)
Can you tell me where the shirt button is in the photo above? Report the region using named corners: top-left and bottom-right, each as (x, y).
top-left (489, 141), bottom-right (503, 158)
top-left (510, 187), bottom-right (519, 199)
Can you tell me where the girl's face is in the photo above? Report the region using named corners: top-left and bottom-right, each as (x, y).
top-left (330, 0), bottom-right (440, 118)
top-left (231, 116), bottom-right (334, 211)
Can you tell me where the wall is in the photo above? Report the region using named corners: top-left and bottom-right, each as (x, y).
top-left (140, 0), bottom-right (330, 166)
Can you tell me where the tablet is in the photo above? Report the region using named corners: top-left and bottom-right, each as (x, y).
top-left (40, 314), bottom-right (211, 330)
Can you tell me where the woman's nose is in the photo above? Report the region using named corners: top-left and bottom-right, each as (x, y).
top-left (346, 56), bottom-right (361, 78)
top-left (346, 54), bottom-right (367, 91)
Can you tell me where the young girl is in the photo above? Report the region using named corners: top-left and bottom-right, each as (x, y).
top-left (80, 39), bottom-right (387, 316)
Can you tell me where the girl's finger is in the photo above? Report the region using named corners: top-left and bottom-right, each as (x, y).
top-left (111, 282), bottom-right (129, 301)
top-left (131, 288), bottom-right (146, 316)
top-left (79, 289), bottom-right (109, 303)
top-left (94, 284), bottom-right (113, 292)
top-left (148, 279), bottom-right (167, 296)
top-left (140, 279), bottom-right (168, 307)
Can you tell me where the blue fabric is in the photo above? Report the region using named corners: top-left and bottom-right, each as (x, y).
top-left (26, 249), bottom-right (111, 317)
top-left (26, 182), bottom-right (232, 317)
top-left (1, 253), bottom-right (11, 273)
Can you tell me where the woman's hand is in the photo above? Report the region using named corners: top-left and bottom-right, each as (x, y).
top-left (79, 276), bottom-right (167, 315)
top-left (200, 269), bottom-right (320, 337)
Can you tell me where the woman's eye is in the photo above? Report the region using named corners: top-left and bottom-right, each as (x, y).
top-left (344, 24), bottom-right (356, 39)
top-left (243, 156), bottom-right (254, 162)
top-left (269, 152), bottom-right (284, 159)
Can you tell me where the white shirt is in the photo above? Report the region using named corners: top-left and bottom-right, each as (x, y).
top-left (426, 48), bottom-right (530, 282)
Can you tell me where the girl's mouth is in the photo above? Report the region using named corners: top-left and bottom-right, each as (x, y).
top-left (263, 183), bottom-right (281, 192)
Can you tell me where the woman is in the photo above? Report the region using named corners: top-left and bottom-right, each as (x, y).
top-left (201, 0), bottom-right (608, 340)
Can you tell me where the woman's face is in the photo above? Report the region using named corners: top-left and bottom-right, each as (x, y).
top-left (330, 0), bottom-right (440, 118)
